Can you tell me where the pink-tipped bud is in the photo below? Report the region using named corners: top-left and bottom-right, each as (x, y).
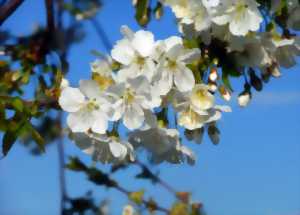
top-left (209, 68), bottom-right (218, 82)
top-left (208, 81), bottom-right (218, 92)
top-left (219, 86), bottom-right (231, 101)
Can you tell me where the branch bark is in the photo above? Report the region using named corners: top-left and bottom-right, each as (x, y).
top-left (0, 0), bottom-right (24, 25)
top-left (45, 0), bottom-right (55, 34)
top-left (0, 95), bottom-right (60, 110)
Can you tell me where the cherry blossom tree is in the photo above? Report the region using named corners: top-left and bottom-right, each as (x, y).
top-left (0, 0), bottom-right (299, 214)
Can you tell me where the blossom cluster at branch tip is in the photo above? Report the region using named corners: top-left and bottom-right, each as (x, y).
top-left (59, 0), bottom-right (300, 164)
top-left (160, 0), bottom-right (300, 73)
top-left (59, 26), bottom-right (231, 164)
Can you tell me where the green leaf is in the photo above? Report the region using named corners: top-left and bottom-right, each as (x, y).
top-left (66, 156), bottom-right (88, 171)
top-left (11, 97), bottom-right (24, 112)
top-left (87, 167), bottom-right (117, 187)
top-left (2, 119), bottom-right (27, 156)
top-left (30, 126), bottom-right (45, 152)
top-left (2, 130), bottom-right (18, 156)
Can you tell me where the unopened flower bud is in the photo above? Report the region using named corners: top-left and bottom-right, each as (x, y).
top-left (219, 86), bottom-right (231, 101)
top-left (208, 81), bottom-right (218, 92)
top-left (154, 2), bottom-right (163, 20)
top-left (208, 123), bottom-right (220, 145)
top-left (209, 68), bottom-right (218, 82)
top-left (132, 0), bottom-right (137, 6)
top-left (122, 205), bottom-right (135, 215)
top-left (271, 64), bottom-right (281, 78)
top-left (212, 58), bottom-right (219, 66)
top-left (238, 91), bottom-right (251, 107)
top-left (249, 69), bottom-right (263, 91)
top-left (262, 69), bottom-right (271, 83)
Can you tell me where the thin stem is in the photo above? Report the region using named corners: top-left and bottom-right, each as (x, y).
top-left (89, 18), bottom-right (112, 52)
top-left (0, 0), bottom-right (24, 25)
top-left (135, 159), bottom-right (177, 196)
top-left (45, 0), bottom-right (55, 34)
top-left (57, 113), bottom-right (68, 214)
top-left (0, 95), bottom-right (60, 110)
top-left (114, 185), bottom-right (170, 214)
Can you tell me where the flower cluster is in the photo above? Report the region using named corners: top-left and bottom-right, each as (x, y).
top-left (161, 0), bottom-right (263, 36)
top-left (161, 0), bottom-right (300, 106)
top-left (59, 26), bottom-right (230, 164)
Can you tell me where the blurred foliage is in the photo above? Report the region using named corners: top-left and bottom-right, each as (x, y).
top-left (0, 1), bottom-right (88, 157)
top-left (66, 156), bottom-right (206, 215)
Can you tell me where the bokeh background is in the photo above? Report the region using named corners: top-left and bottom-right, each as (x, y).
top-left (0, 0), bottom-right (300, 215)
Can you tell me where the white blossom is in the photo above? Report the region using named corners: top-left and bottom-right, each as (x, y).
top-left (122, 205), bottom-right (136, 215)
top-left (162, 0), bottom-right (214, 33)
top-left (71, 132), bottom-right (134, 164)
top-left (59, 80), bottom-right (112, 134)
top-left (129, 112), bottom-right (196, 165)
top-left (155, 36), bottom-right (200, 95)
top-left (174, 84), bottom-right (231, 130)
top-left (90, 56), bottom-right (115, 90)
top-left (212, 0), bottom-right (263, 36)
top-left (111, 26), bottom-right (156, 82)
top-left (105, 76), bottom-right (161, 130)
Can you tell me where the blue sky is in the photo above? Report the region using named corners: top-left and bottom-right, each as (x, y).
top-left (0, 1), bottom-right (300, 215)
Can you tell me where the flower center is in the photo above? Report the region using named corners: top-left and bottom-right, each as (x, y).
top-left (124, 89), bottom-right (135, 104)
top-left (235, 2), bottom-right (248, 19)
top-left (135, 56), bottom-right (145, 66)
top-left (86, 98), bottom-right (99, 111)
top-left (195, 89), bottom-right (207, 100)
top-left (167, 59), bottom-right (177, 70)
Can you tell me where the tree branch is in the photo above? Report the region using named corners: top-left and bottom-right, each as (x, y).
top-left (0, 95), bottom-right (60, 110)
top-left (45, 0), bottom-right (55, 34)
top-left (56, 112), bottom-right (68, 214)
top-left (0, 0), bottom-right (24, 25)
top-left (114, 185), bottom-right (170, 214)
top-left (134, 159), bottom-right (178, 196)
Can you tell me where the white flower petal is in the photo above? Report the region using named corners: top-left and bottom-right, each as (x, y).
top-left (59, 87), bottom-right (85, 112)
top-left (109, 140), bottom-right (127, 159)
top-left (132, 30), bottom-right (155, 57)
top-left (123, 103), bottom-right (144, 130)
top-left (156, 68), bottom-right (173, 95)
top-left (164, 36), bottom-right (183, 51)
top-left (67, 111), bottom-right (93, 133)
top-left (120, 25), bottom-right (134, 40)
top-left (212, 14), bottom-right (230, 25)
top-left (111, 39), bottom-right (135, 65)
top-left (72, 132), bottom-right (94, 154)
top-left (174, 64), bottom-right (195, 92)
top-left (79, 80), bottom-right (101, 99)
top-left (179, 48), bottom-right (201, 63)
top-left (91, 111), bottom-right (108, 134)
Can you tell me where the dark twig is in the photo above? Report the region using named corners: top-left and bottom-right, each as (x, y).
top-left (135, 159), bottom-right (178, 196)
top-left (0, 0), bottom-right (24, 25)
top-left (0, 95), bottom-right (60, 110)
top-left (53, 1), bottom-right (69, 214)
top-left (114, 185), bottom-right (170, 214)
top-left (57, 112), bottom-right (68, 214)
top-left (45, 0), bottom-right (55, 34)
